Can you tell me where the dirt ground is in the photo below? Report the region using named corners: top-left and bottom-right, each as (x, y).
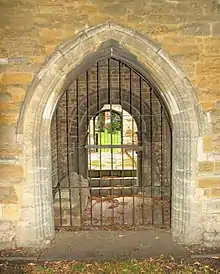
top-left (0, 257), bottom-right (219, 274)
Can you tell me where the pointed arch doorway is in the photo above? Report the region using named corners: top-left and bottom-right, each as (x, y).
top-left (17, 23), bottom-right (204, 247)
top-left (52, 57), bottom-right (172, 228)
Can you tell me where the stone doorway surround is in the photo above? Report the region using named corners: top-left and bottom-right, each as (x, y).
top-left (17, 23), bottom-right (206, 247)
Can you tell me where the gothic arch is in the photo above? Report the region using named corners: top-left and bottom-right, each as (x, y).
top-left (17, 22), bottom-right (205, 247)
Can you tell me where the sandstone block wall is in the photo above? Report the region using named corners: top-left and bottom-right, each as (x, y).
top-left (0, 0), bottom-right (220, 248)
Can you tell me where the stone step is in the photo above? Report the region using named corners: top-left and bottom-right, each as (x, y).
top-left (89, 169), bottom-right (136, 178)
top-left (89, 177), bottom-right (137, 187)
top-left (90, 186), bottom-right (139, 197)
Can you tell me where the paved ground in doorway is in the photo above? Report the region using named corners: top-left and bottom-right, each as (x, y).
top-left (83, 197), bottom-right (170, 227)
top-left (39, 229), bottom-right (189, 261)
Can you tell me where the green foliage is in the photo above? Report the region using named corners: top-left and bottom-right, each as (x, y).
top-left (105, 112), bottom-right (122, 134)
top-left (96, 111), bottom-right (122, 134)
top-left (96, 112), bottom-right (105, 132)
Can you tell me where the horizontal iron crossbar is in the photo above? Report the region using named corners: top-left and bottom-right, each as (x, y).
top-left (84, 144), bottom-right (142, 150)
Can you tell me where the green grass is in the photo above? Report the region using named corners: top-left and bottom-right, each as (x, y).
top-left (97, 129), bottom-right (121, 152)
top-left (89, 130), bottom-right (136, 168)
top-left (89, 159), bottom-right (101, 167)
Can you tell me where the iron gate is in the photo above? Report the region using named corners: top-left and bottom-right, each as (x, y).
top-left (51, 58), bottom-right (172, 229)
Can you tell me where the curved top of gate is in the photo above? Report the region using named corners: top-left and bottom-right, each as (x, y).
top-left (17, 22), bottom-right (206, 137)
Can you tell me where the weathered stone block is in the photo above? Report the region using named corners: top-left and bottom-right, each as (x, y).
top-left (198, 161), bottom-right (214, 173)
top-left (196, 56), bottom-right (220, 74)
top-left (0, 187), bottom-right (18, 204)
top-left (6, 87), bottom-right (26, 103)
top-left (39, 28), bottom-right (74, 44)
top-left (0, 113), bottom-right (19, 126)
top-left (203, 215), bottom-right (220, 233)
top-left (8, 57), bottom-right (29, 65)
top-left (196, 74), bottom-right (220, 90)
top-left (3, 204), bottom-right (20, 221)
top-left (198, 177), bottom-right (220, 188)
top-left (53, 172), bottom-right (89, 226)
top-left (45, 45), bottom-right (58, 55)
top-left (199, 88), bottom-right (220, 102)
top-left (200, 101), bottom-right (216, 111)
top-left (0, 218), bottom-right (16, 246)
top-left (204, 232), bottom-right (220, 248)
top-left (154, 34), bottom-right (201, 56)
top-left (0, 205), bottom-right (3, 220)
top-left (203, 136), bottom-right (213, 152)
top-left (0, 126), bottom-right (17, 145)
top-left (162, 40), bottom-right (200, 58)
top-left (1, 72), bottom-right (33, 85)
top-left (0, 102), bottom-right (19, 112)
top-left (0, 220), bottom-right (16, 249)
top-left (215, 161), bottom-right (220, 173)
top-left (0, 93), bottom-right (11, 102)
top-left (0, 164), bottom-right (23, 185)
top-left (0, 146), bottom-right (22, 159)
top-left (204, 188), bottom-right (220, 197)
top-left (179, 23), bottom-right (211, 36)
top-left (212, 22), bottom-right (220, 37)
top-left (210, 188), bottom-right (220, 197)
top-left (217, 100), bottom-right (220, 109)
top-left (29, 55), bottom-right (46, 64)
top-left (204, 189), bottom-right (211, 197)
top-left (205, 198), bottom-right (220, 213)
top-left (203, 38), bottom-right (220, 56)
top-left (0, 220), bottom-right (12, 231)
top-left (212, 136), bottom-right (220, 151)
top-left (210, 109), bottom-right (220, 134)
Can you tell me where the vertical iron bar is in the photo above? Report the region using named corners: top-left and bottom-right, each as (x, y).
top-left (76, 79), bottom-right (82, 225)
top-left (97, 62), bottom-right (103, 226)
top-left (86, 70), bottom-right (92, 226)
top-left (93, 117), bottom-right (96, 151)
top-left (56, 108), bottom-right (62, 227)
top-left (108, 58), bottom-right (114, 225)
top-left (131, 69), bottom-right (135, 225)
top-left (139, 76), bottom-right (144, 226)
top-left (160, 105), bottom-right (165, 225)
top-left (119, 61), bottom-right (125, 225)
top-left (89, 134), bottom-right (92, 223)
top-left (165, 115), bottom-right (171, 227)
top-left (88, 74), bottom-right (93, 227)
top-left (108, 59), bottom-right (111, 105)
top-left (169, 123), bottom-right (172, 228)
top-left (164, 115), bottom-right (168, 227)
top-left (150, 87), bottom-right (154, 225)
top-left (66, 89), bottom-right (73, 226)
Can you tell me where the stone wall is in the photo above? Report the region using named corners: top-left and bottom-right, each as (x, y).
top-left (0, 0), bottom-right (220, 248)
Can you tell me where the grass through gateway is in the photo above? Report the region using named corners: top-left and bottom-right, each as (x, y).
top-left (2, 257), bottom-right (219, 274)
top-left (97, 129), bottom-right (121, 152)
